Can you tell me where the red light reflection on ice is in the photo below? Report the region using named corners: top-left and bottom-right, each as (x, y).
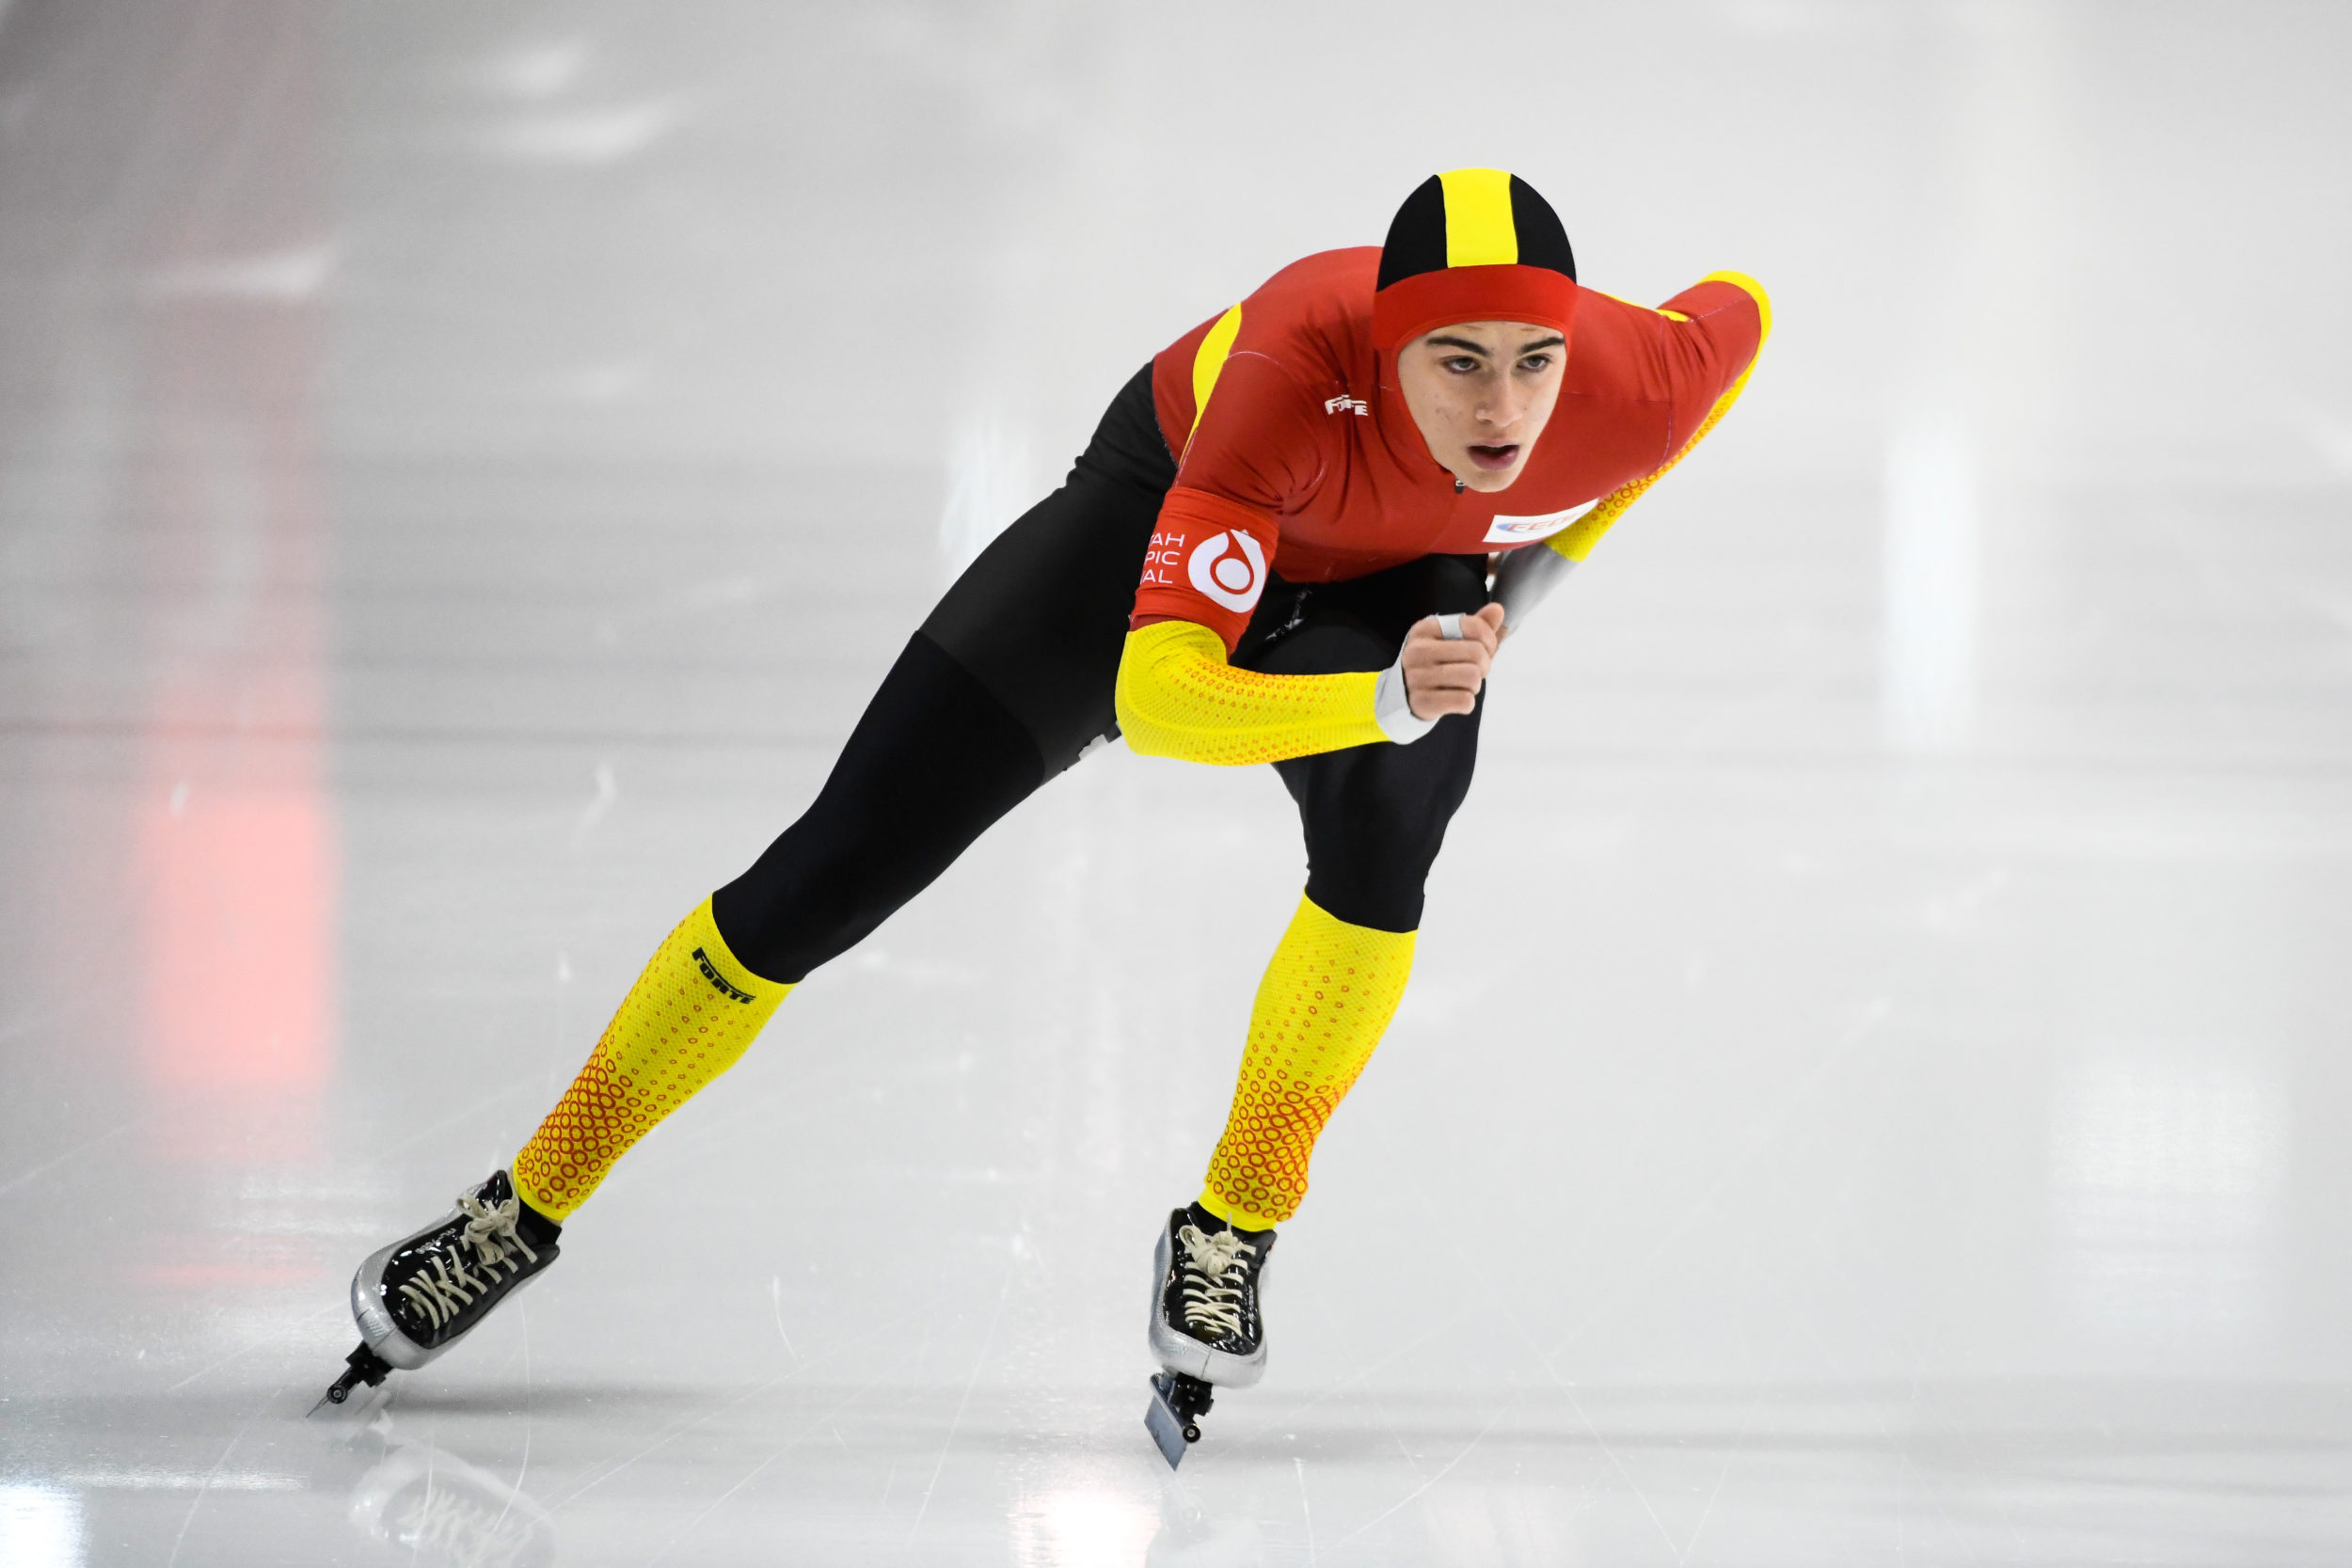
top-left (138, 784), bottom-right (337, 1092)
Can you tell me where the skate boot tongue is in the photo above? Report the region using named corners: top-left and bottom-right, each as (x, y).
top-left (501, 1177), bottom-right (562, 1250)
top-left (1174, 1219), bottom-right (1266, 1350)
top-left (466, 1169), bottom-right (562, 1245)
top-left (1184, 1200), bottom-right (1270, 1241)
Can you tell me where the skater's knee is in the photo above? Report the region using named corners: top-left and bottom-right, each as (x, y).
top-left (1301, 811), bottom-right (1444, 930)
top-left (711, 821), bottom-right (888, 983)
top-left (1300, 861), bottom-right (1428, 933)
top-left (1292, 765), bottom-right (1465, 933)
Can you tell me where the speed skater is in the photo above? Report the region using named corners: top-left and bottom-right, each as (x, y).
top-left (316, 168), bottom-right (1769, 1465)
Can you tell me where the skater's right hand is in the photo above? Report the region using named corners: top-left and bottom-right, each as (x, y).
top-left (1400, 603), bottom-right (1504, 721)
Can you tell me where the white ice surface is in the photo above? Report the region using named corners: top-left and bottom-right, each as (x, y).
top-left (3, 3), bottom-right (2350, 1564)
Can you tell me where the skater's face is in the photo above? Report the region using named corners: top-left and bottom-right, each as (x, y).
top-left (1394, 320), bottom-right (1566, 493)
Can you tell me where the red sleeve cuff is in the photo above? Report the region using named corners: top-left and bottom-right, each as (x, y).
top-left (1130, 486), bottom-right (1279, 653)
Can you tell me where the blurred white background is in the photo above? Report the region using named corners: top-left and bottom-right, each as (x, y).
top-left (2, 3), bottom-right (2347, 1563)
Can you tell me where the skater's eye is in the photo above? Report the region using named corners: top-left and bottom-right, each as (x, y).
top-left (1421, 335), bottom-right (1491, 377)
top-left (1515, 353), bottom-right (1553, 374)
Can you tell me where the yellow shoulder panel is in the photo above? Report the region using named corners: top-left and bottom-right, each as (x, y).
top-left (1186, 305), bottom-right (1245, 451)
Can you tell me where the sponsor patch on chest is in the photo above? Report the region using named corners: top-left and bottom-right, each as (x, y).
top-left (1482, 501), bottom-right (1597, 546)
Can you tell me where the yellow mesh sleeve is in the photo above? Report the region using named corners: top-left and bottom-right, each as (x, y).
top-left (1200, 895), bottom-right (1416, 1229)
top-left (1549, 269), bottom-right (1772, 564)
top-left (512, 898), bottom-right (789, 1220)
top-left (1115, 619), bottom-right (1387, 767)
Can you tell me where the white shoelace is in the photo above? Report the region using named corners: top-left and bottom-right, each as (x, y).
top-left (1176, 1224), bottom-right (1257, 1340)
top-left (396, 1192), bottom-right (540, 1332)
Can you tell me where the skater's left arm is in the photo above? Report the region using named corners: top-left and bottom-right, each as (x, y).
top-left (1493, 270), bottom-right (1773, 633)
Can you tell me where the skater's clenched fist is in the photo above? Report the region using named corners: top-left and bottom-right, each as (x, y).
top-left (1401, 603), bottom-right (1505, 721)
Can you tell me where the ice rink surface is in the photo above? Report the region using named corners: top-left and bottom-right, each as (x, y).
top-left (3, 1), bottom-right (2349, 1562)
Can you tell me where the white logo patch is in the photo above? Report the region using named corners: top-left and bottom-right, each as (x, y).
top-left (1185, 529), bottom-right (1268, 613)
top-left (1483, 501), bottom-right (1597, 546)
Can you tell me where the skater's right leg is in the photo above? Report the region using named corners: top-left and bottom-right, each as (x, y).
top-left (511, 363), bottom-right (1176, 1220)
top-left (331, 636), bottom-right (1055, 1400)
top-left (513, 632), bottom-right (1045, 1217)
top-left (333, 636), bottom-right (1055, 1394)
top-left (329, 367), bottom-right (1172, 1404)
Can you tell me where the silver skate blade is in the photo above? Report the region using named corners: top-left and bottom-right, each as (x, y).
top-left (310, 1343), bottom-right (393, 1417)
top-left (307, 1377), bottom-right (358, 1418)
top-left (1145, 1386), bottom-right (1190, 1470)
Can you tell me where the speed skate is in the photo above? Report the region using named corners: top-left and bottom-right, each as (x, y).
top-left (311, 1169), bottom-right (563, 1413)
top-left (1145, 1204), bottom-right (1276, 1466)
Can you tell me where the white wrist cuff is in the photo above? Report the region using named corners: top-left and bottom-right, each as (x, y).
top-left (1374, 660), bottom-right (1437, 744)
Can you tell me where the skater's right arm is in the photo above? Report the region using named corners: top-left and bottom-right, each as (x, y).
top-left (1115, 607), bottom-right (1500, 766)
top-left (1119, 336), bottom-right (1395, 764)
top-left (1116, 621), bottom-right (1385, 765)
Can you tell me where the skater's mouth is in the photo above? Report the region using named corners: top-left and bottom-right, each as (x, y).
top-left (1466, 443), bottom-right (1520, 470)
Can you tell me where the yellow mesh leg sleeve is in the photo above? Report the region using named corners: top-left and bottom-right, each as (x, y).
top-left (1199, 895), bottom-right (1415, 1230)
top-left (511, 897), bottom-right (788, 1220)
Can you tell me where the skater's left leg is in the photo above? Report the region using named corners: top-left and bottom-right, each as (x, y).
top-left (1148, 558), bottom-right (1486, 1418)
top-left (1200, 554), bottom-right (1489, 1230)
top-left (1193, 895), bottom-right (1417, 1232)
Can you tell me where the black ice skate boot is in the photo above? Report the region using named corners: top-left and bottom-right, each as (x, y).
top-left (311, 1170), bottom-right (562, 1412)
top-left (1144, 1203), bottom-right (1276, 1466)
